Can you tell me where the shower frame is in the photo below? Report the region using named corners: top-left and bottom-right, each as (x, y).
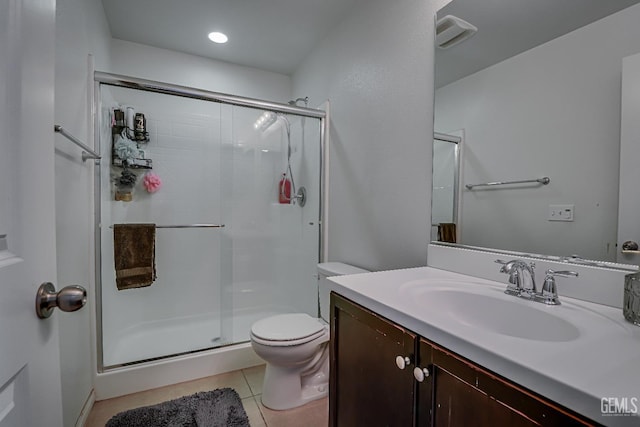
top-left (433, 131), bottom-right (461, 225)
top-left (92, 71), bottom-right (327, 372)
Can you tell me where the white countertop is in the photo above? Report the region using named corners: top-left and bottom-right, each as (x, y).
top-left (328, 267), bottom-right (640, 427)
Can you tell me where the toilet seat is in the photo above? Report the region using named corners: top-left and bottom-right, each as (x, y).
top-left (251, 313), bottom-right (327, 347)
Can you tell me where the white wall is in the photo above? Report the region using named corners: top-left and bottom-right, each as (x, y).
top-left (292, 0), bottom-right (436, 271)
top-left (110, 39), bottom-right (292, 104)
top-left (54, 0), bottom-right (111, 425)
top-left (435, 3), bottom-right (640, 262)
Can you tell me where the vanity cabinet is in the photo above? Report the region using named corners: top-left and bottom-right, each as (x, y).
top-left (330, 293), bottom-right (597, 427)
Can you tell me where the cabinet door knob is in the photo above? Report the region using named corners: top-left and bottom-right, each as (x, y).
top-left (395, 355), bottom-right (412, 370)
top-left (413, 367), bottom-right (430, 382)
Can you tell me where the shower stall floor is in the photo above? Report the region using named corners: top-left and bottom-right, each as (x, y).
top-left (103, 308), bottom-right (287, 368)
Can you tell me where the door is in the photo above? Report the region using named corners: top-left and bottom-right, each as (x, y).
top-left (0, 0), bottom-right (62, 426)
top-left (426, 340), bottom-right (591, 427)
top-left (617, 51), bottom-right (640, 264)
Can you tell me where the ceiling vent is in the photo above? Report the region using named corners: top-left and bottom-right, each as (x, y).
top-left (436, 15), bottom-right (477, 49)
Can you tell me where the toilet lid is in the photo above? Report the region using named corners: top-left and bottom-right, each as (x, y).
top-left (251, 313), bottom-right (325, 342)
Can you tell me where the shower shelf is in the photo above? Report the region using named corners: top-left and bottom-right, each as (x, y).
top-left (112, 156), bottom-right (153, 169)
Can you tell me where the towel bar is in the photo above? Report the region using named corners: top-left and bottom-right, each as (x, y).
top-left (465, 177), bottom-right (550, 190)
top-left (109, 224), bottom-right (225, 229)
top-left (54, 125), bottom-right (101, 161)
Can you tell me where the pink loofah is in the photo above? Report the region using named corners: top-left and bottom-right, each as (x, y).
top-left (143, 172), bottom-right (162, 193)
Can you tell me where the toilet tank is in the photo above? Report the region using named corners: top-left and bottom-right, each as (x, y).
top-left (318, 262), bottom-right (369, 321)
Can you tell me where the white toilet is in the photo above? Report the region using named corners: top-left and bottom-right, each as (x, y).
top-left (250, 262), bottom-right (369, 410)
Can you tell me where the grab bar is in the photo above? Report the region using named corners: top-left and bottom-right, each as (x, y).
top-left (465, 176), bottom-right (550, 190)
top-left (154, 224), bottom-right (225, 229)
top-left (109, 224), bottom-right (225, 229)
top-left (54, 125), bottom-right (101, 161)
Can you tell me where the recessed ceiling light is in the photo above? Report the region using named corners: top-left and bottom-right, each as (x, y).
top-left (208, 32), bottom-right (228, 44)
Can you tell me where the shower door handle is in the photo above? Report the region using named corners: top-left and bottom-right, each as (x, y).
top-left (35, 282), bottom-right (87, 319)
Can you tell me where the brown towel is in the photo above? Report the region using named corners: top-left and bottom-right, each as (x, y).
top-left (113, 224), bottom-right (156, 290)
top-left (438, 223), bottom-right (457, 243)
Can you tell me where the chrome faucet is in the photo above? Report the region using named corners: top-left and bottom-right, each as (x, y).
top-left (496, 260), bottom-right (578, 305)
top-left (495, 259), bottom-right (537, 298)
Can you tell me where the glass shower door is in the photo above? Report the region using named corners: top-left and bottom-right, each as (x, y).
top-left (99, 85), bottom-right (227, 367)
top-left (220, 104), bottom-right (322, 345)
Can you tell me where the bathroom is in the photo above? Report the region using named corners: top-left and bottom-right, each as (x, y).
top-left (3, 0), bottom-right (640, 425)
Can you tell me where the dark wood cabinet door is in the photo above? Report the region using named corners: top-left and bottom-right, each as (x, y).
top-left (433, 367), bottom-right (538, 427)
top-left (426, 339), bottom-right (597, 427)
top-left (330, 293), bottom-right (416, 427)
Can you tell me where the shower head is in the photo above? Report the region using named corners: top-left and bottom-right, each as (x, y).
top-left (288, 97), bottom-right (309, 107)
top-left (254, 111), bottom-right (290, 133)
top-left (254, 111), bottom-right (277, 131)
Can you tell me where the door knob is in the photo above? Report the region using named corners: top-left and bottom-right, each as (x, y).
top-left (35, 282), bottom-right (87, 319)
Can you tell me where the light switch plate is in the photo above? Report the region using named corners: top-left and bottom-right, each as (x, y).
top-left (548, 204), bottom-right (574, 221)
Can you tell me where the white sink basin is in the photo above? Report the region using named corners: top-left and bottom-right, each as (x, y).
top-left (400, 281), bottom-right (581, 342)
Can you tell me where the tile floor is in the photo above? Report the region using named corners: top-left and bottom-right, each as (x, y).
top-left (85, 364), bottom-right (328, 427)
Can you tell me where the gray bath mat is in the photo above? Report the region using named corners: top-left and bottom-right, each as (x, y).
top-left (106, 387), bottom-right (250, 427)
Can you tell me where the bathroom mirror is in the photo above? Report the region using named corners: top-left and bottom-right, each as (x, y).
top-left (433, 0), bottom-right (640, 266)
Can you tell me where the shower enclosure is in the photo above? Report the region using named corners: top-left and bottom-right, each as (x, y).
top-left (431, 132), bottom-right (461, 242)
top-left (94, 73), bottom-right (325, 369)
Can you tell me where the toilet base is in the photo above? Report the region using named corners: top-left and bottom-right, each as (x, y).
top-left (250, 316), bottom-right (332, 411)
top-left (261, 362), bottom-right (329, 410)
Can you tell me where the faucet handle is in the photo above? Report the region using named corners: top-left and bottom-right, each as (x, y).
top-left (537, 269), bottom-right (579, 305)
top-left (495, 259), bottom-right (516, 273)
top-left (546, 269), bottom-right (579, 278)
top-left (495, 259), bottom-right (534, 270)
top-left (496, 259), bottom-right (521, 295)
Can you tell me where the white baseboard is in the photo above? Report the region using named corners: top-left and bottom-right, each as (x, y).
top-left (76, 389), bottom-right (96, 427)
